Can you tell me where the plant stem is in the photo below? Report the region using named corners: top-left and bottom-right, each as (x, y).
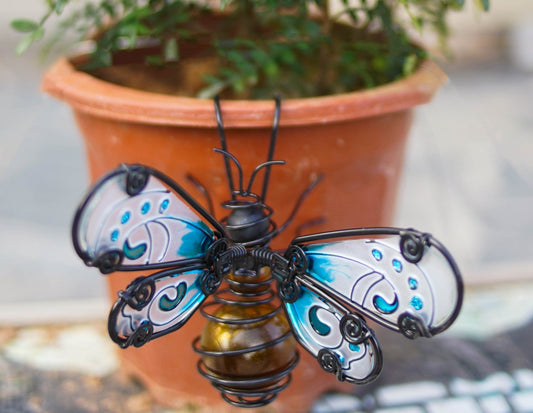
top-left (236, 0), bottom-right (254, 39)
top-left (317, 0), bottom-right (332, 95)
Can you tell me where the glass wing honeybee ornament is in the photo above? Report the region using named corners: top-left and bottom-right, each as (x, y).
top-left (72, 96), bottom-right (463, 408)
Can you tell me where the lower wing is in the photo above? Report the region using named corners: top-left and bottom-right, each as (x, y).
top-left (108, 264), bottom-right (217, 348)
top-left (282, 281), bottom-right (382, 383)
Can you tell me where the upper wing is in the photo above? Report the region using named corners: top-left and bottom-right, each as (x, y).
top-left (72, 164), bottom-right (226, 273)
top-left (290, 228), bottom-right (463, 339)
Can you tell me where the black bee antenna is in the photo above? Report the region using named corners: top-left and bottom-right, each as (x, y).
top-left (213, 148), bottom-right (245, 195)
top-left (214, 95), bottom-right (284, 200)
top-left (214, 95), bottom-right (236, 200)
top-left (246, 160), bottom-right (285, 195)
top-left (261, 94), bottom-right (281, 202)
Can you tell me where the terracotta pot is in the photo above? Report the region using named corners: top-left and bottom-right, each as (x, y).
top-left (42, 57), bottom-right (446, 413)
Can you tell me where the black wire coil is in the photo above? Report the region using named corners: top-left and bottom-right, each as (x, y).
top-left (192, 269), bottom-right (299, 408)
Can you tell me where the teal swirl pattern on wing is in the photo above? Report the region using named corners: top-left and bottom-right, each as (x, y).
top-left (112, 269), bottom-right (207, 345)
top-left (301, 236), bottom-right (461, 335)
top-left (284, 285), bottom-right (380, 383)
top-left (75, 169), bottom-right (215, 269)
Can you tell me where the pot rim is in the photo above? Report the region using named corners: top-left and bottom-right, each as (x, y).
top-left (42, 57), bottom-right (447, 128)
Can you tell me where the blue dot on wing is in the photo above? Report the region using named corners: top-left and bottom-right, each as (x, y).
top-left (392, 259), bottom-right (403, 273)
top-left (410, 296), bottom-right (423, 310)
top-left (408, 277), bottom-right (418, 290)
top-left (121, 211), bottom-right (131, 224)
top-left (141, 201), bottom-right (150, 214)
top-left (372, 249), bottom-right (383, 261)
top-left (159, 199), bottom-right (170, 213)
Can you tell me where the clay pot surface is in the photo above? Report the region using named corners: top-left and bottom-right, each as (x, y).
top-left (42, 57), bottom-right (446, 413)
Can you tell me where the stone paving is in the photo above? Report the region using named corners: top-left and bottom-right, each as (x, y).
top-left (306, 280), bottom-right (533, 412)
top-left (312, 371), bottom-right (533, 413)
top-left (310, 321), bottom-right (533, 412)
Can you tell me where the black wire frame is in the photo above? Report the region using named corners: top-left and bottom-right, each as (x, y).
top-left (71, 163), bottom-right (228, 273)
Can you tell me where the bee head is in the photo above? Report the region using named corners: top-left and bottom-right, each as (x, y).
top-left (224, 198), bottom-right (272, 244)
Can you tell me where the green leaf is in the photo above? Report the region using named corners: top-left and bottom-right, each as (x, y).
top-left (82, 50), bottom-right (112, 69)
top-left (279, 48), bottom-right (296, 65)
top-left (295, 41), bottom-right (311, 54)
top-left (402, 54), bottom-right (418, 76)
top-left (145, 55), bottom-right (164, 66)
top-left (371, 55), bottom-right (386, 73)
top-left (164, 38), bottom-right (179, 61)
top-left (197, 79), bottom-right (228, 99)
top-left (263, 61), bottom-right (279, 78)
top-left (32, 27), bottom-right (45, 41)
top-left (101, 2), bottom-right (117, 17)
top-left (84, 3), bottom-right (97, 19)
top-left (54, 0), bottom-right (69, 15)
top-left (476, 0), bottom-right (490, 11)
top-left (14, 27), bottom-right (45, 55)
top-left (15, 34), bottom-right (34, 55)
top-left (219, 0), bottom-right (233, 10)
top-left (250, 49), bottom-right (269, 65)
top-left (232, 78), bottom-right (246, 95)
top-left (11, 19), bottom-right (39, 33)
top-left (449, 0), bottom-right (465, 9)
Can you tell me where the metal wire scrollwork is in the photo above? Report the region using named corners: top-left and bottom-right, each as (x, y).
top-left (128, 320), bottom-right (154, 348)
top-left (317, 348), bottom-right (344, 381)
top-left (124, 164), bottom-right (149, 196)
top-left (340, 313), bottom-right (367, 345)
top-left (117, 276), bottom-right (156, 310)
top-left (93, 249), bottom-right (124, 274)
top-left (398, 312), bottom-right (431, 339)
top-left (399, 230), bottom-right (428, 263)
top-left (192, 268), bottom-right (299, 408)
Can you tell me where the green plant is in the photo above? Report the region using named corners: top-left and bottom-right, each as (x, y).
top-left (12, 0), bottom-right (489, 99)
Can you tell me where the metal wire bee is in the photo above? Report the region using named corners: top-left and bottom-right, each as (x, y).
top-left (72, 96), bottom-right (463, 408)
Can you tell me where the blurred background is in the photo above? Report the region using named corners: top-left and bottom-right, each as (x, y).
top-left (1, 1), bottom-right (533, 412)
top-left (1, 0), bottom-right (532, 323)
